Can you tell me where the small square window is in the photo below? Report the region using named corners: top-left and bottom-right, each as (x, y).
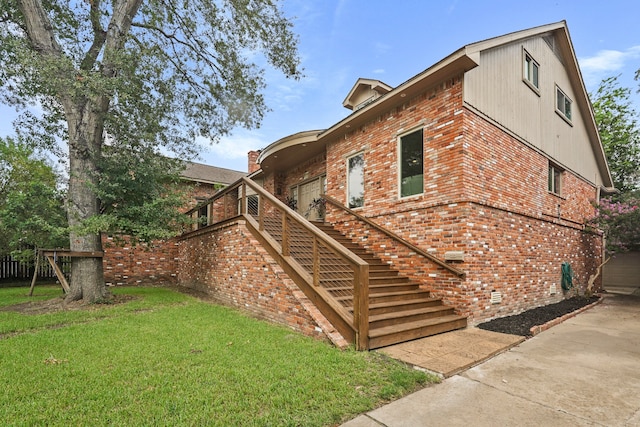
top-left (556, 86), bottom-right (572, 122)
top-left (548, 163), bottom-right (562, 195)
top-left (524, 51), bottom-right (539, 89)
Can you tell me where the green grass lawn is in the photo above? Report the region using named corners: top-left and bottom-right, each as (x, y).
top-left (0, 285), bottom-right (436, 426)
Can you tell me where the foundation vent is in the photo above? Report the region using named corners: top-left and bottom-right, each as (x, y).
top-left (490, 291), bottom-right (502, 304)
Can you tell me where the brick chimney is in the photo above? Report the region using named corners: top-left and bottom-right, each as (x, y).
top-left (247, 150), bottom-right (261, 174)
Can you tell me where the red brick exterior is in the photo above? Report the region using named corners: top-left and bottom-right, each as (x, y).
top-left (248, 150), bottom-right (261, 174)
top-left (318, 76), bottom-right (602, 323)
top-left (108, 68), bottom-right (604, 333)
top-left (103, 181), bottom-right (221, 286)
top-left (176, 219), bottom-right (346, 346)
top-left (102, 235), bottom-right (179, 286)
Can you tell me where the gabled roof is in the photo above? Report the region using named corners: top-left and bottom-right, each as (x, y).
top-left (342, 78), bottom-right (393, 110)
top-left (460, 21), bottom-right (613, 189)
top-left (322, 21), bottom-right (613, 189)
top-left (182, 161), bottom-right (246, 186)
top-left (255, 21), bottom-right (613, 189)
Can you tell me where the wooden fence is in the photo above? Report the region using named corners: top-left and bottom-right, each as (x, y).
top-left (0, 253), bottom-right (70, 281)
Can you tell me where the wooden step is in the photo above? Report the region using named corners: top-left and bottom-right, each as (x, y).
top-left (327, 282), bottom-right (420, 294)
top-left (368, 315), bottom-right (467, 349)
top-left (310, 268), bottom-right (399, 278)
top-left (328, 286), bottom-right (429, 306)
top-left (368, 289), bottom-right (432, 304)
top-left (270, 219), bottom-right (467, 349)
top-left (368, 305), bottom-right (456, 329)
top-left (363, 297), bottom-right (444, 315)
top-left (369, 276), bottom-right (411, 285)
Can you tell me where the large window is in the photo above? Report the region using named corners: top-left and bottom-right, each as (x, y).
top-left (347, 153), bottom-right (364, 208)
top-left (548, 163), bottom-right (563, 195)
top-left (523, 50), bottom-right (539, 91)
top-left (399, 129), bottom-right (424, 197)
top-left (556, 86), bottom-right (572, 122)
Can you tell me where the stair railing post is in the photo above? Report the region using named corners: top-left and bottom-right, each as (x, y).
top-left (240, 182), bottom-right (247, 215)
top-left (258, 194), bottom-right (264, 231)
top-left (282, 212), bottom-right (290, 257)
top-left (353, 263), bottom-right (369, 350)
top-left (312, 236), bottom-right (319, 287)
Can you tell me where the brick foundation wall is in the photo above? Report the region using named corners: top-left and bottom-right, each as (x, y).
top-left (459, 202), bottom-right (602, 322)
top-left (102, 235), bottom-right (179, 286)
top-left (176, 219), bottom-right (330, 341)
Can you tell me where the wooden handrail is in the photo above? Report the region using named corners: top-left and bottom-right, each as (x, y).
top-left (323, 194), bottom-right (466, 279)
top-left (239, 178), bottom-right (369, 270)
top-left (184, 177), bottom-right (370, 350)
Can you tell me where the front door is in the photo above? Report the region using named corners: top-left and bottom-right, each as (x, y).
top-left (298, 177), bottom-right (324, 221)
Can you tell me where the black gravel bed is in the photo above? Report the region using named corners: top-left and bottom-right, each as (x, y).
top-left (477, 296), bottom-right (600, 337)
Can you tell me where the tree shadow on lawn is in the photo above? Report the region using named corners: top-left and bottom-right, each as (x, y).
top-left (0, 293), bottom-right (137, 315)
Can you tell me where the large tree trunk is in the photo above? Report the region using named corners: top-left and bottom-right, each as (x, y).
top-left (18, 0), bottom-right (144, 303)
top-left (64, 101), bottom-right (108, 303)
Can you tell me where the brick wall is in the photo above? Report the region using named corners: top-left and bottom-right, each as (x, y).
top-left (176, 219), bottom-right (336, 343)
top-left (326, 77), bottom-right (465, 213)
top-left (321, 76), bottom-right (603, 323)
top-left (102, 180), bottom-right (223, 286)
top-left (102, 235), bottom-right (179, 286)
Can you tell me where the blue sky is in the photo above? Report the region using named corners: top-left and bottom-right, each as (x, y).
top-left (1, 0), bottom-right (639, 172)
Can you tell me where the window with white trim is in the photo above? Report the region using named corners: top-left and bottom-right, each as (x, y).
top-left (556, 86), bottom-right (572, 122)
top-left (399, 129), bottom-right (424, 197)
top-left (347, 153), bottom-right (364, 208)
top-left (548, 163), bottom-right (563, 195)
top-left (523, 50), bottom-right (539, 90)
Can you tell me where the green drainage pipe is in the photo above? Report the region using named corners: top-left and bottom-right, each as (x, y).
top-left (561, 262), bottom-right (574, 291)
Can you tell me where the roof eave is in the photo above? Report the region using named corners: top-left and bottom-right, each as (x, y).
top-left (320, 49), bottom-right (480, 142)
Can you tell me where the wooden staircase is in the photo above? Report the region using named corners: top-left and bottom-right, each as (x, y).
top-left (260, 214), bottom-right (466, 349)
top-left (313, 222), bottom-right (467, 349)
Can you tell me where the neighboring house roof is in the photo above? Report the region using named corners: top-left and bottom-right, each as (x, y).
top-left (181, 161), bottom-right (246, 186)
top-left (257, 21), bottom-right (614, 190)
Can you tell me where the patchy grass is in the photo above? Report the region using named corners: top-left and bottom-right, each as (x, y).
top-left (0, 285), bottom-right (436, 426)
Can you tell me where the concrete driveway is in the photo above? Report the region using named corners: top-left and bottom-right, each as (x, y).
top-left (343, 293), bottom-right (640, 426)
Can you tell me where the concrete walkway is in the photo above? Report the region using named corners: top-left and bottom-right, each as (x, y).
top-left (342, 293), bottom-right (640, 426)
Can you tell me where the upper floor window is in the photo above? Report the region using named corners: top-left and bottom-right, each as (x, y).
top-left (548, 163), bottom-right (563, 195)
top-left (523, 50), bottom-right (539, 91)
top-left (556, 86), bottom-right (572, 123)
top-left (399, 129), bottom-right (424, 198)
top-left (347, 153), bottom-right (364, 208)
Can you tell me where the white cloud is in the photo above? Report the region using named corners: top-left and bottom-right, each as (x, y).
top-left (579, 46), bottom-right (640, 87)
top-left (196, 132), bottom-right (265, 161)
top-left (374, 42), bottom-right (391, 56)
top-left (373, 68), bottom-right (385, 74)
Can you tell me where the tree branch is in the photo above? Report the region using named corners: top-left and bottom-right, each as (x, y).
top-left (101, 0), bottom-right (143, 79)
top-left (129, 33), bottom-right (209, 94)
top-left (80, 0), bottom-right (107, 71)
top-left (16, 0), bottom-right (63, 57)
top-left (130, 20), bottom-right (225, 78)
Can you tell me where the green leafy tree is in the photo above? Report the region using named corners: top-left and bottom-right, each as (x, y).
top-left (0, 137), bottom-right (68, 260)
top-left (590, 75), bottom-right (640, 194)
top-left (0, 1), bottom-right (301, 302)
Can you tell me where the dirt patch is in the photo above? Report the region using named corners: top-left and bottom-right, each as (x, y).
top-left (0, 293), bottom-right (138, 315)
top-left (478, 296), bottom-right (600, 337)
